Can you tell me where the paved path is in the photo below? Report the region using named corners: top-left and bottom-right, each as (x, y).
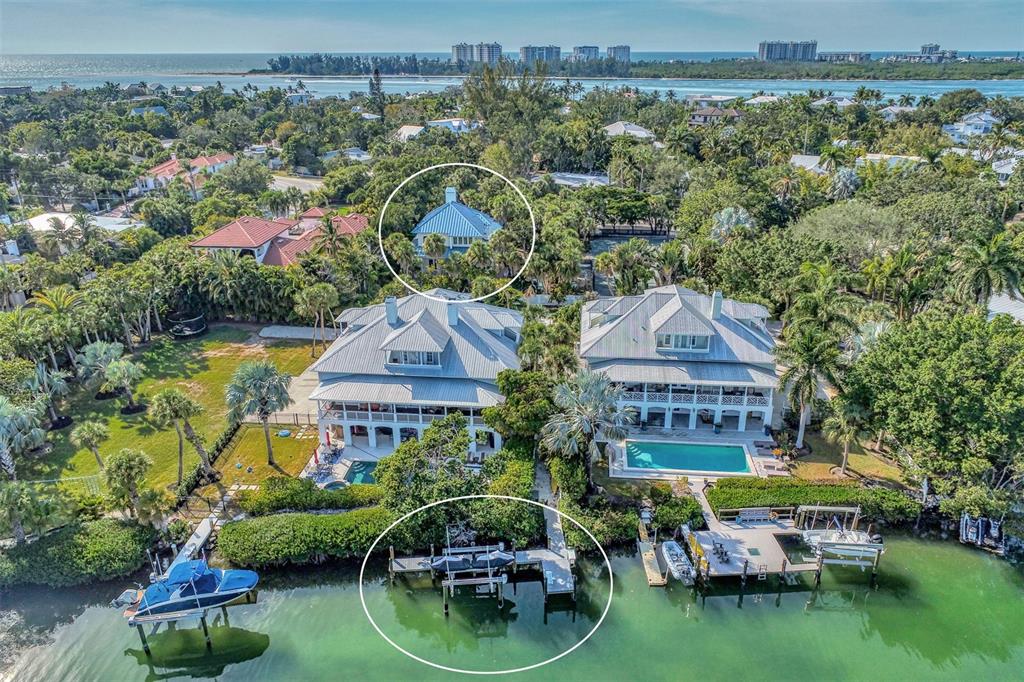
top-left (259, 325), bottom-right (339, 341)
top-left (271, 175), bottom-right (324, 193)
top-left (531, 462), bottom-right (575, 595)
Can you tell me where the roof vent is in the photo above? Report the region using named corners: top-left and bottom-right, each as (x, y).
top-left (385, 296), bottom-right (398, 325)
top-left (445, 186), bottom-right (457, 204)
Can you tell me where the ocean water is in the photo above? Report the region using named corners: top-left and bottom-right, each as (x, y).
top-left (2, 52), bottom-right (1023, 98)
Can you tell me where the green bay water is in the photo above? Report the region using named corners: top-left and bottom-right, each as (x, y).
top-left (3, 535), bottom-right (1023, 681)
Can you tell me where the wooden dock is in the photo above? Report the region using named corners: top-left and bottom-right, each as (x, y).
top-left (639, 540), bottom-right (668, 586)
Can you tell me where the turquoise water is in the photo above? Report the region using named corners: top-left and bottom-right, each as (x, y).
top-left (3, 536), bottom-right (1023, 680)
top-left (626, 440), bottom-right (750, 473)
top-left (344, 461), bottom-right (377, 484)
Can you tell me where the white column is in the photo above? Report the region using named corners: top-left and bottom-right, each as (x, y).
top-left (469, 428), bottom-right (478, 453)
top-left (494, 432), bottom-right (503, 450)
top-left (688, 410), bottom-right (697, 430)
top-left (663, 409), bottom-right (673, 431)
top-left (318, 419), bottom-right (330, 447)
top-left (738, 411), bottom-right (747, 432)
top-left (640, 406), bottom-right (649, 422)
top-left (368, 427), bottom-right (378, 448)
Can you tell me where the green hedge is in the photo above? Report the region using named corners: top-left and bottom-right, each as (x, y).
top-left (217, 507), bottom-right (395, 567)
top-left (176, 419), bottom-right (242, 502)
top-left (560, 500), bottom-right (639, 548)
top-left (653, 496), bottom-right (705, 531)
top-left (0, 519), bottom-right (155, 588)
top-left (237, 477), bottom-right (383, 515)
top-left (706, 478), bottom-right (919, 523)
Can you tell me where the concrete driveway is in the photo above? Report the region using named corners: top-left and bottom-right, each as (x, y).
top-left (271, 175), bottom-right (325, 193)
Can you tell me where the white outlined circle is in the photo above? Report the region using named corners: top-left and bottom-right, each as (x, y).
top-left (376, 163), bottom-right (538, 304)
top-left (358, 494), bottom-right (613, 676)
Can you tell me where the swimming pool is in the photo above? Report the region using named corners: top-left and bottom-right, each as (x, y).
top-left (624, 441), bottom-right (751, 475)
top-left (344, 461), bottom-right (377, 484)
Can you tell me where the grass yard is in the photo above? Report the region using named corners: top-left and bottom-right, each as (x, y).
top-left (20, 325), bottom-right (312, 491)
top-left (792, 432), bottom-right (904, 485)
top-left (205, 424), bottom-right (314, 492)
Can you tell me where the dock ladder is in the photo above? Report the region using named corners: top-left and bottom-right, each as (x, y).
top-left (757, 564), bottom-right (768, 581)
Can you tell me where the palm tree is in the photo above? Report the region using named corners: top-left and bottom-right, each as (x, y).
top-left (70, 420), bottom-right (109, 471)
top-left (0, 397), bottom-right (45, 544)
top-left (776, 326), bottom-right (844, 450)
top-left (654, 239), bottom-right (688, 286)
top-left (104, 448), bottom-right (152, 518)
top-left (41, 216), bottom-right (80, 254)
top-left (294, 283), bottom-right (339, 356)
top-left (24, 363), bottom-right (71, 427)
top-left (313, 215), bottom-right (346, 257)
top-left (384, 233), bottom-right (417, 275)
top-left (822, 396), bottom-right (867, 476)
top-left (225, 360), bottom-right (292, 466)
top-left (76, 340), bottom-right (124, 392)
top-left (785, 262), bottom-right (860, 337)
top-left (541, 369), bottom-right (636, 488)
top-left (31, 284), bottom-right (85, 368)
top-left (464, 240), bottom-right (492, 273)
top-left (150, 388), bottom-right (216, 486)
top-left (710, 207), bottom-right (754, 243)
top-left (106, 358), bottom-right (144, 410)
top-left (423, 233), bottom-right (447, 264)
top-left (952, 232), bottom-right (1022, 305)
top-left (828, 167), bottom-right (861, 200)
top-left (70, 211), bottom-right (97, 244)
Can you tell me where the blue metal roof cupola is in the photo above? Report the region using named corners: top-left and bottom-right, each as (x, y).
top-left (412, 186), bottom-right (502, 258)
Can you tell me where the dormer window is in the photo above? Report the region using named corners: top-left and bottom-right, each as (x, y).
top-left (388, 350), bottom-right (440, 365)
top-left (452, 236), bottom-right (474, 246)
top-left (657, 334), bottom-right (710, 351)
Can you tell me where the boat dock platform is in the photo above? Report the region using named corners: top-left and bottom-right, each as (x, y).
top-left (637, 522), bottom-right (668, 586)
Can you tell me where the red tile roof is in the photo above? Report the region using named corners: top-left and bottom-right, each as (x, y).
top-left (300, 206), bottom-right (328, 219)
top-left (191, 153), bottom-right (234, 168)
top-left (190, 216), bottom-right (296, 249)
top-left (146, 157), bottom-right (183, 180)
top-left (261, 233), bottom-right (318, 266)
top-left (331, 213), bottom-right (370, 236)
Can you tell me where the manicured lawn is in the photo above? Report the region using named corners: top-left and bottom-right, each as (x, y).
top-left (792, 432), bottom-right (904, 485)
top-left (206, 424), bottom-right (314, 491)
top-left (20, 325), bottom-right (312, 491)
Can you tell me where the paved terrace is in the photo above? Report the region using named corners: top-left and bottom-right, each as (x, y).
top-left (689, 488), bottom-right (816, 579)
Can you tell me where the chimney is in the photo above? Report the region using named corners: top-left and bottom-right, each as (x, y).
top-left (710, 290), bottom-right (723, 320)
top-left (445, 186), bottom-right (457, 204)
top-left (385, 296), bottom-right (398, 325)
top-left (447, 301), bottom-right (459, 327)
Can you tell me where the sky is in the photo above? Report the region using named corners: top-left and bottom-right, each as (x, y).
top-left (1, 0), bottom-right (1021, 54)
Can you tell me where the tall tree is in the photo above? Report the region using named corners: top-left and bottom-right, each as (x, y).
top-left (106, 358), bottom-right (144, 411)
top-left (0, 397), bottom-right (45, 543)
top-left (822, 396), bottom-right (867, 476)
top-left (225, 360), bottom-right (292, 466)
top-left (952, 232), bottom-right (1022, 305)
top-left (776, 325), bottom-right (844, 449)
top-left (70, 420), bottom-right (109, 471)
top-left (104, 448), bottom-right (152, 518)
top-left (150, 387), bottom-right (217, 487)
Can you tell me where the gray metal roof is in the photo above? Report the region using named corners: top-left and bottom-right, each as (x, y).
top-left (411, 198), bottom-right (502, 239)
top-left (580, 285), bottom-right (775, 365)
top-left (988, 292), bottom-right (1024, 323)
top-left (378, 309), bottom-right (450, 352)
top-left (310, 375), bottom-right (503, 407)
top-left (589, 359), bottom-right (777, 387)
top-left (650, 296), bottom-right (716, 336)
top-left (315, 289), bottom-right (521, 383)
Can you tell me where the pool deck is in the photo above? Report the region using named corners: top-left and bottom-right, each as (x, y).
top-left (607, 429), bottom-right (790, 482)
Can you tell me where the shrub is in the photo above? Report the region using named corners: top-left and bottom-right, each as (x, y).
top-left (237, 477), bottom-right (383, 515)
top-left (560, 499), bottom-right (639, 548)
top-left (549, 456), bottom-right (587, 502)
top-left (706, 478), bottom-right (919, 523)
top-left (653, 496), bottom-right (705, 531)
top-left (217, 507), bottom-right (395, 567)
top-left (176, 419), bottom-right (242, 502)
top-left (0, 519), bottom-right (155, 588)
top-left (649, 482), bottom-right (673, 505)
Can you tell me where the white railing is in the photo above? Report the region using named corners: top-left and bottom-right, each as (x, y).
top-left (395, 413), bottom-right (421, 423)
top-left (696, 394), bottom-right (719, 404)
top-left (623, 391), bottom-right (644, 401)
top-left (647, 392), bottom-right (669, 402)
top-left (747, 395), bottom-right (769, 406)
top-left (721, 395), bottom-right (744, 405)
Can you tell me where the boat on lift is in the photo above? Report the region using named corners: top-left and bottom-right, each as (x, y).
top-left (659, 540), bottom-right (696, 585)
top-left (802, 527), bottom-right (885, 560)
top-left (113, 560), bottom-right (258, 625)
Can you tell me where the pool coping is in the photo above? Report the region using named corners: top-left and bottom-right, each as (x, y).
top-left (611, 439), bottom-right (758, 481)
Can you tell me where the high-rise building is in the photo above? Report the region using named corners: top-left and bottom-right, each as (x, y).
top-left (606, 45), bottom-right (631, 62)
top-left (451, 42), bottom-right (503, 65)
top-left (757, 40), bottom-right (818, 62)
top-left (572, 46), bottom-right (600, 62)
top-left (519, 45), bottom-right (561, 67)
top-left (921, 43), bottom-right (941, 55)
top-left (473, 42), bottom-right (503, 65)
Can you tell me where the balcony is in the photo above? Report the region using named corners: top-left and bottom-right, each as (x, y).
top-left (318, 406), bottom-right (488, 426)
top-left (616, 384), bottom-right (771, 409)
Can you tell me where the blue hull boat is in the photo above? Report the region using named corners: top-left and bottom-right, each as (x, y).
top-left (118, 560), bottom-right (258, 624)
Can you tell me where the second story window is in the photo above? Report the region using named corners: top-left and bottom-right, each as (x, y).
top-left (388, 351), bottom-right (440, 365)
top-left (452, 236), bottom-right (474, 246)
top-left (657, 334), bottom-right (710, 351)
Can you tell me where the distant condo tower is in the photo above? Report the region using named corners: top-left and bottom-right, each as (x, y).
top-left (520, 45), bottom-right (562, 67)
top-left (451, 42), bottom-right (503, 66)
top-left (606, 45), bottom-right (631, 62)
top-left (572, 45), bottom-right (600, 62)
top-left (758, 40), bottom-right (818, 62)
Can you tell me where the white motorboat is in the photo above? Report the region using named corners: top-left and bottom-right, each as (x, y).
top-left (802, 528), bottom-right (885, 559)
top-left (659, 540), bottom-right (695, 586)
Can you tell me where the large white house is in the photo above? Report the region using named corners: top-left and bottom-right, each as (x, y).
top-left (579, 286), bottom-right (779, 433)
top-left (310, 290), bottom-right (522, 457)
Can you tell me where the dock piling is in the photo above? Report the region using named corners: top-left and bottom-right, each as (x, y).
top-left (200, 614), bottom-right (212, 649)
top-left (136, 624), bottom-right (151, 656)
